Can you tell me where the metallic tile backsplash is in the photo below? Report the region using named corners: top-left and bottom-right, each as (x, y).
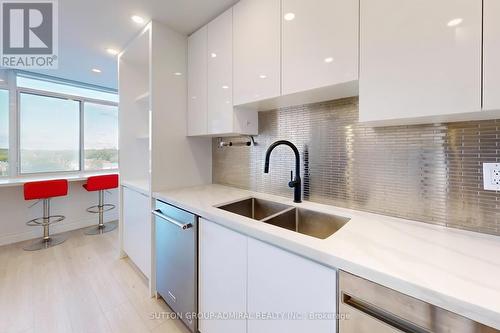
top-left (213, 97), bottom-right (500, 235)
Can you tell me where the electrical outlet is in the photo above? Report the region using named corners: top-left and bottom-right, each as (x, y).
top-left (483, 163), bottom-right (500, 191)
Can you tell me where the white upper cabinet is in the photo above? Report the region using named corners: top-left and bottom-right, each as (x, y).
top-left (207, 8), bottom-right (234, 134)
top-left (483, 0), bottom-right (500, 111)
top-left (359, 0), bottom-right (482, 124)
top-left (187, 9), bottom-right (258, 137)
top-left (282, 0), bottom-right (358, 95)
top-left (187, 26), bottom-right (207, 136)
top-left (233, 0), bottom-right (281, 105)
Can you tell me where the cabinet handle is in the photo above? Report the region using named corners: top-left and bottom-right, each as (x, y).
top-left (153, 209), bottom-right (193, 230)
top-left (167, 290), bottom-right (176, 302)
top-left (342, 293), bottom-right (428, 333)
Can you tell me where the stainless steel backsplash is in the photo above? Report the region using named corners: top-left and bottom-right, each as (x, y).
top-left (213, 97), bottom-right (500, 235)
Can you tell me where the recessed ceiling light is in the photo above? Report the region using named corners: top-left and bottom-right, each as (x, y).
top-left (284, 12), bottom-right (295, 21)
top-left (131, 15), bottom-right (145, 24)
top-left (222, 85), bottom-right (229, 89)
top-left (447, 18), bottom-right (463, 27)
top-left (0, 79), bottom-right (4, 82)
top-left (173, 72), bottom-right (182, 76)
top-left (324, 57), bottom-right (334, 63)
top-left (91, 68), bottom-right (102, 73)
top-left (259, 74), bottom-right (267, 79)
top-left (210, 53), bottom-right (217, 58)
top-left (106, 48), bottom-right (119, 56)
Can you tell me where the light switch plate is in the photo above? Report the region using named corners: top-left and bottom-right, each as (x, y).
top-left (483, 163), bottom-right (500, 191)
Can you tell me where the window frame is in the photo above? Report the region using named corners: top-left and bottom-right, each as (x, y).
top-left (82, 101), bottom-right (120, 172)
top-left (0, 87), bottom-right (9, 178)
top-left (16, 81), bottom-right (118, 176)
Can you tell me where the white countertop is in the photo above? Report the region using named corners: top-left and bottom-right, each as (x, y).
top-left (0, 171), bottom-right (119, 188)
top-left (154, 184), bottom-right (500, 330)
top-left (121, 179), bottom-right (150, 195)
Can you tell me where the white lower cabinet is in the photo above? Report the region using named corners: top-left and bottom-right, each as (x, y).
top-left (122, 186), bottom-right (151, 278)
top-left (247, 237), bottom-right (337, 333)
top-left (199, 218), bottom-right (247, 333)
top-left (198, 218), bottom-right (337, 333)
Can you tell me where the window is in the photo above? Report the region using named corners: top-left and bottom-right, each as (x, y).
top-left (19, 93), bottom-right (80, 174)
top-left (15, 74), bottom-right (118, 175)
top-left (17, 76), bottom-right (118, 103)
top-left (0, 90), bottom-right (8, 176)
top-left (84, 103), bottom-right (119, 170)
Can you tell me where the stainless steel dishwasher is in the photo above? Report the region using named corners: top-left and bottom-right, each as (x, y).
top-left (339, 270), bottom-right (499, 333)
top-left (153, 200), bottom-right (197, 333)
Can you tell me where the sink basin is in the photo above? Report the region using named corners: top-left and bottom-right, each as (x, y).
top-left (262, 207), bottom-right (350, 239)
top-left (216, 197), bottom-right (350, 239)
top-left (217, 197), bottom-right (291, 220)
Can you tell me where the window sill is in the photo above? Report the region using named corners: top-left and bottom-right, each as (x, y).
top-left (0, 170), bottom-right (119, 188)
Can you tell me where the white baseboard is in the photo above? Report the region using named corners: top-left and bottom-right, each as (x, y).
top-left (0, 215), bottom-right (118, 247)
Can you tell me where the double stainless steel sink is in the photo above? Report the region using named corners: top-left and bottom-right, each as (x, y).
top-left (216, 197), bottom-right (350, 239)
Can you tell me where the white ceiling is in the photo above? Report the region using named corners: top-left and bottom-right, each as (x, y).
top-left (29, 0), bottom-right (239, 90)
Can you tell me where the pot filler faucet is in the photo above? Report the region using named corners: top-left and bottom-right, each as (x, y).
top-left (264, 140), bottom-right (302, 203)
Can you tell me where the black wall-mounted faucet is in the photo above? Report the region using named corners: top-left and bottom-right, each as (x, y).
top-left (264, 140), bottom-right (302, 203)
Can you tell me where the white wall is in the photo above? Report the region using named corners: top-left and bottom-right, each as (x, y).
top-left (0, 181), bottom-right (119, 246)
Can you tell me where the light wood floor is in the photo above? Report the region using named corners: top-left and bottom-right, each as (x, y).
top-left (0, 227), bottom-right (190, 333)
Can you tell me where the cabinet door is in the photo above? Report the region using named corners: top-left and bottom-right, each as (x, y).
top-left (207, 8), bottom-right (233, 134)
top-left (199, 219), bottom-right (247, 333)
top-left (122, 186), bottom-right (150, 277)
top-left (247, 238), bottom-right (337, 333)
top-left (359, 0), bottom-right (482, 123)
top-left (282, 0), bottom-right (358, 95)
top-left (187, 26), bottom-right (207, 136)
top-left (483, 0), bottom-right (500, 111)
top-left (233, 0), bottom-right (281, 105)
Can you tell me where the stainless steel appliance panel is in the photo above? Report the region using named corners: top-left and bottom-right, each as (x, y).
top-left (339, 271), bottom-right (498, 333)
top-left (154, 200), bottom-right (197, 332)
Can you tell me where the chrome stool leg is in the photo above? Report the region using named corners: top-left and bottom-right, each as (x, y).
top-left (23, 199), bottom-right (67, 251)
top-left (84, 190), bottom-right (118, 235)
top-left (43, 199), bottom-right (50, 241)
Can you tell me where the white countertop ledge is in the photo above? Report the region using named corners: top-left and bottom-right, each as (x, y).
top-left (154, 184), bottom-right (500, 330)
top-left (121, 179), bottom-right (150, 196)
top-left (0, 171), bottom-right (119, 188)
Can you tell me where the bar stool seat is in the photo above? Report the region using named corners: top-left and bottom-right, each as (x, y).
top-left (82, 174), bottom-right (118, 235)
top-left (23, 179), bottom-right (68, 251)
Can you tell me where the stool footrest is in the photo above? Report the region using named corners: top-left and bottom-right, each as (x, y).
top-left (86, 204), bottom-right (115, 214)
top-left (26, 215), bottom-right (65, 227)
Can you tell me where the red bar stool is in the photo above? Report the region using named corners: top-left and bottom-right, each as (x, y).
top-left (23, 179), bottom-right (68, 251)
top-left (83, 174), bottom-right (119, 235)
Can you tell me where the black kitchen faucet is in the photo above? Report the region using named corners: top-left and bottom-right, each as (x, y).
top-left (264, 140), bottom-right (302, 203)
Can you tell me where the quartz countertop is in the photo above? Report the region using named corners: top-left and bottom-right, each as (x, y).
top-left (154, 184), bottom-right (500, 330)
top-left (121, 179), bottom-right (150, 196)
top-left (0, 171), bottom-right (119, 188)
